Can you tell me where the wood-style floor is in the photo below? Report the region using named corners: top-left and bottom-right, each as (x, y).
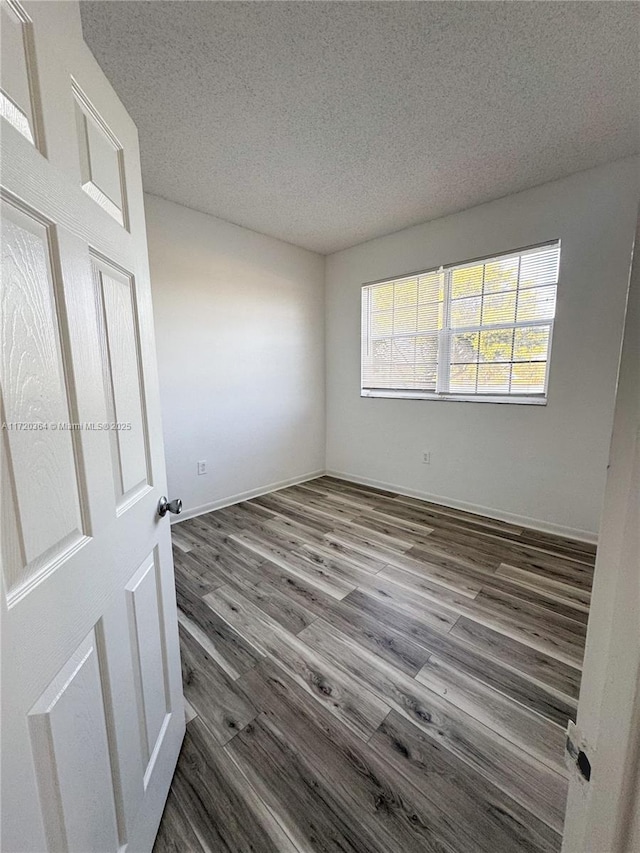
top-left (154, 476), bottom-right (595, 853)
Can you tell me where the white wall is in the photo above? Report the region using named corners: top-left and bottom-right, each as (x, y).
top-left (325, 158), bottom-right (639, 538)
top-left (145, 194), bottom-right (325, 518)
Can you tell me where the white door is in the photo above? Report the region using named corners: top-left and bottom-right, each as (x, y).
top-left (1, 3), bottom-right (184, 851)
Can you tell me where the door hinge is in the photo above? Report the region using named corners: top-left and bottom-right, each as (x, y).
top-left (565, 720), bottom-right (592, 782)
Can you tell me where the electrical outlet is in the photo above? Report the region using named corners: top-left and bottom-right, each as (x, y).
top-left (422, 451), bottom-right (431, 464)
top-left (197, 460), bottom-right (207, 475)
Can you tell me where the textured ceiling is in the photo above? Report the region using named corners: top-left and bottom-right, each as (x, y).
top-left (80, 1), bottom-right (639, 254)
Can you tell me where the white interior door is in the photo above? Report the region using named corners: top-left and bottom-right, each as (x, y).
top-left (1, 3), bottom-right (185, 851)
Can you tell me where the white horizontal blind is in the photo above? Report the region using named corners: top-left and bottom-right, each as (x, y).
top-left (361, 241), bottom-right (560, 400)
top-left (361, 269), bottom-right (444, 392)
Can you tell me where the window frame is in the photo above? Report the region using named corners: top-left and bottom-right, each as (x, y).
top-left (360, 240), bottom-right (560, 405)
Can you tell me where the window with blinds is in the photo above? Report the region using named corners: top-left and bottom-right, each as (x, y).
top-left (361, 241), bottom-right (560, 402)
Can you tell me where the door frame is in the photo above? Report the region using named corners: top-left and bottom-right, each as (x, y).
top-left (562, 210), bottom-right (640, 852)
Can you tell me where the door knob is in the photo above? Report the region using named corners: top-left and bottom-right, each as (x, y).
top-left (158, 496), bottom-right (182, 517)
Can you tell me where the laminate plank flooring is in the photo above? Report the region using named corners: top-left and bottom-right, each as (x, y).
top-left (204, 585), bottom-right (390, 741)
top-left (156, 717), bottom-right (298, 853)
top-left (178, 624), bottom-right (258, 745)
top-left (154, 476), bottom-right (595, 853)
top-left (298, 618), bottom-right (568, 833)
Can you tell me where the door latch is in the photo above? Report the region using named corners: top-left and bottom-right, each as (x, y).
top-left (565, 720), bottom-right (591, 782)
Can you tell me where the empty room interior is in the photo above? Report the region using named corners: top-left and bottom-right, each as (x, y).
top-left (1, 1), bottom-right (639, 852)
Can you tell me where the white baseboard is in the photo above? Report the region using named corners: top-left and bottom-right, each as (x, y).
top-left (171, 470), bottom-right (325, 525)
top-left (171, 465), bottom-right (598, 544)
top-left (325, 469), bottom-right (598, 544)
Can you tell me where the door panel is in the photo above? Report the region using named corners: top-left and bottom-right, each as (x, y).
top-left (73, 81), bottom-right (127, 227)
top-left (0, 0), bottom-right (42, 148)
top-left (1, 201), bottom-right (87, 599)
top-left (92, 257), bottom-right (151, 507)
top-left (28, 629), bottom-right (121, 853)
top-left (1, 3), bottom-right (184, 851)
top-left (126, 553), bottom-right (172, 772)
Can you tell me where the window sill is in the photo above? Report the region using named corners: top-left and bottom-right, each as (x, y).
top-left (361, 390), bottom-right (547, 405)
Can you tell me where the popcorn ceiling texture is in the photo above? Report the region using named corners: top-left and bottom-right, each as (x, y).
top-left (81, 1), bottom-right (639, 255)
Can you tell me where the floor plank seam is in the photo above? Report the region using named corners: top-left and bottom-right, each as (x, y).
top-left (222, 736), bottom-right (306, 853)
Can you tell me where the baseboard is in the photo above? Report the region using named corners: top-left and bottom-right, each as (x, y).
top-left (325, 469), bottom-right (598, 544)
top-left (172, 465), bottom-right (598, 544)
top-left (171, 470), bottom-right (325, 524)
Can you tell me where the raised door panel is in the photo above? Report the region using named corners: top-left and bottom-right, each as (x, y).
top-left (0, 200), bottom-right (87, 602)
top-left (92, 257), bottom-right (150, 510)
top-left (73, 83), bottom-right (127, 227)
top-left (0, 0), bottom-right (42, 148)
top-left (96, 597), bottom-right (146, 843)
top-left (126, 554), bottom-right (172, 778)
top-left (27, 629), bottom-right (120, 853)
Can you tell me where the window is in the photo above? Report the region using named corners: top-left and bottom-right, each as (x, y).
top-left (361, 241), bottom-right (560, 403)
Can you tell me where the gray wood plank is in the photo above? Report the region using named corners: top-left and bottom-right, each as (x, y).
top-left (324, 529), bottom-right (415, 566)
top-left (374, 564), bottom-right (482, 616)
top-left (342, 586), bottom-right (458, 642)
top-left (316, 596), bottom-right (432, 676)
top-left (152, 789), bottom-right (206, 853)
top-left (230, 530), bottom-right (357, 598)
top-left (172, 545), bottom-right (230, 591)
top-left (290, 479), bottom-right (334, 497)
top-left (178, 512), bottom-right (244, 543)
top-left (370, 711), bottom-right (562, 853)
top-left (250, 559), bottom-right (339, 619)
top-left (301, 539), bottom-right (389, 574)
top-left (399, 536), bottom-right (502, 573)
top-left (320, 476), bottom-right (400, 499)
top-left (204, 585), bottom-right (390, 741)
top-left (176, 530), bottom-right (268, 586)
top-left (269, 487), bottom-right (359, 523)
top-left (176, 578), bottom-right (264, 680)
top-left (225, 499), bottom-right (281, 523)
top-left (174, 565), bottom-right (218, 612)
top-left (227, 714), bottom-right (400, 853)
top-left (330, 518), bottom-right (417, 551)
top-left (299, 618), bottom-right (568, 832)
top-left (232, 579), bottom-right (319, 635)
top-left (264, 514), bottom-right (328, 545)
top-left (390, 493), bottom-right (525, 535)
top-left (496, 563), bottom-right (591, 611)
top-left (450, 617), bottom-right (581, 701)
top-left (418, 532), bottom-right (594, 591)
top-left (354, 506), bottom-right (442, 539)
top-left (464, 573), bottom-right (589, 625)
top-left (470, 588), bottom-right (586, 668)
top-left (251, 492), bottom-right (337, 534)
top-left (171, 718), bottom-right (298, 853)
top-left (179, 624), bottom-right (259, 745)
top-left (171, 532), bottom-right (194, 554)
top-left (512, 528), bottom-right (596, 564)
top-left (345, 588), bottom-right (576, 725)
top-left (375, 566), bottom-right (585, 667)
top-left (238, 660), bottom-right (498, 853)
top-left (296, 541), bottom-right (385, 584)
top-left (415, 655), bottom-right (567, 774)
